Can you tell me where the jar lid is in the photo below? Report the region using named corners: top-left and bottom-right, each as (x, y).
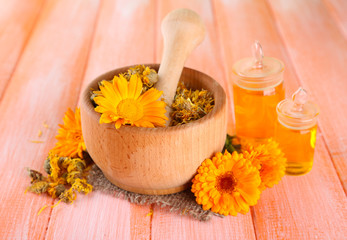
top-left (277, 87), bottom-right (319, 129)
top-left (232, 41), bottom-right (284, 90)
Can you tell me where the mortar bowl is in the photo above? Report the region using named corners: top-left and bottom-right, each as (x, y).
top-left (80, 64), bottom-right (227, 195)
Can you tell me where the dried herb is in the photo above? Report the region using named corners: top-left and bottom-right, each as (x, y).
top-left (27, 152), bottom-right (92, 204)
top-left (171, 82), bottom-right (214, 126)
top-left (123, 65), bottom-right (158, 92)
top-left (27, 169), bottom-right (44, 183)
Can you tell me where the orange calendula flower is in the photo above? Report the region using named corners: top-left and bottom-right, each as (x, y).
top-left (51, 108), bottom-right (86, 158)
top-left (93, 74), bottom-right (167, 129)
top-left (242, 139), bottom-right (286, 191)
top-left (191, 151), bottom-right (261, 216)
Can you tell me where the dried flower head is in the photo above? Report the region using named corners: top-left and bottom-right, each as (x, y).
top-left (27, 169), bottom-right (44, 183)
top-left (242, 139), bottom-right (286, 191)
top-left (27, 181), bottom-right (50, 194)
top-left (93, 74), bottom-right (167, 129)
top-left (51, 108), bottom-right (86, 158)
top-left (191, 151), bottom-right (261, 216)
top-left (123, 65), bottom-right (158, 92)
top-left (171, 82), bottom-right (214, 126)
top-left (27, 152), bottom-right (92, 206)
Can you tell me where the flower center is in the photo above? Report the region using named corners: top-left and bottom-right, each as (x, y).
top-left (216, 172), bottom-right (236, 194)
top-left (117, 99), bottom-right (144, 122)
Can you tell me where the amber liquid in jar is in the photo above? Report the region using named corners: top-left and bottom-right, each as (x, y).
top-left (233, 82), bottom-right (285, 141)
top-left (275, 122), bottom-right (317, 175)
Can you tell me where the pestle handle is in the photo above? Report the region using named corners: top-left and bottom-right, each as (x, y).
top-left (156, 9), bottom-right (205, 126)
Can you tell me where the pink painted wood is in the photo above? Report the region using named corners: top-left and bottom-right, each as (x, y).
top-left (0, 0), bottom-right (44, 99)
top-left (0, 0), bottom-right (346, 239)
top-left (322, 0), bottom-right (347, 37)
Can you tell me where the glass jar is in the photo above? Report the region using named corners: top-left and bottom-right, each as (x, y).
top-left (275, 87), bottom-right (319, 175)
top-left (232, 41), bottom-right (285, 143)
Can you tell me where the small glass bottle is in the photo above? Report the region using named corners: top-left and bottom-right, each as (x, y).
top-left (232, 41), bottom-right (285, 142)
top-left (275, 87), bottom-right (319, 175)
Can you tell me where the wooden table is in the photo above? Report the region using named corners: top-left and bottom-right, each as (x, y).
top-left (1, 0), bottom-right (346, 239)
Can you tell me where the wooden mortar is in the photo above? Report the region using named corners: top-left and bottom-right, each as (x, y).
top-left (80, 64), bottom-right (227, 195)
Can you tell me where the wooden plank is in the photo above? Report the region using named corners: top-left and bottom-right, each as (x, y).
top-left (213, 0), bottom-right (347, 239)
top-left (0, 0), bottom-right (100, 239)
top-left (151, 1), bottom-right (256, 239)
top-left (322, 0), bottom-right (347, 38)
top-left (0, 0), bottom-right (44, 100)
top-left (45, 0), bottom-right (155, 239)
top-left (266, 0), bottom-right (347, 191)
top-left (130, 205), bottom-right (153, 240)
top-left (152, 208), bottom-right (255, 240)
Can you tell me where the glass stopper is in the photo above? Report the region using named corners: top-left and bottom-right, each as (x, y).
top-left (252, 40), bottom-right (264, 69)
top-left (292, 87), bottom-right (308, 112)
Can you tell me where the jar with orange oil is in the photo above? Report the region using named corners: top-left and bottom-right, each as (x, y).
top-left (275, 87), bottom-right (319, 175)
top-left (232, 41), bottom-right (285, 143)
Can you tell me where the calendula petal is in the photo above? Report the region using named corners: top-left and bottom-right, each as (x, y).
top-left (128, 74), bottom-right (143, 99)
top-left (115, 75), bottom-right (129, 99)
top-left (138, 88), bottom-right (163, 105)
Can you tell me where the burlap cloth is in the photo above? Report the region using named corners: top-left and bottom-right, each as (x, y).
top-left (87, 164), bottom-right (221, 221)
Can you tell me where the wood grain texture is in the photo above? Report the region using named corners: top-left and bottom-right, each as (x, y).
top-left (0, 0), bottom-right (100, 239)
top-left (152, 207), bottom-right (256, 240)
top-left (151, 1), bottom-right (256, 240)
top-left (130, 204), bottom-right (153, 240)
top-left (45, 0), bottom-right (157, 239)
top-left (322, 0), bottom-right (347, 38)
top-left (0, 0), bottom-right (44, 100)
top-left (214, 0), bottom-right (347, 239)
top-left (266, 0), bottom-right (347, 191)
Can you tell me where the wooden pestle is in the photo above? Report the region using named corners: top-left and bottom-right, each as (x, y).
top-left (155, 9), bottom-right (205, 126)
